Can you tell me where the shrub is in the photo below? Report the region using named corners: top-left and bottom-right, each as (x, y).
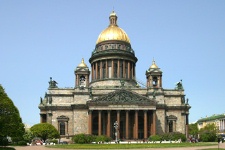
top-left (72, 134), bottom-right (95, 144)
top-left (95, 135), bottom-right (111, 143)
top-left (46, 139), bottom-right (58, 144)
top-left (200, 132), bottom-right (217, 142)
top-left (0, 137), bottom-right (8, 146)
top-left (17, 141), bottom-right (27, 146)
top-left (169, 132), bottom-right (186, 142)
top-left (161, 133), bottom-right (172, 141)
top-left (149, 135), bottom-right (162, 142)
top-left (51, 139), bottom-right (58, 144)
top-left (149, 132), bottom-right (186, 142)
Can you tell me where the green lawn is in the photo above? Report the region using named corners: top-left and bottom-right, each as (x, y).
top-left (0, 147), bottom-right (15, 150)
top-left (47, 142), bottom-right (219, 149)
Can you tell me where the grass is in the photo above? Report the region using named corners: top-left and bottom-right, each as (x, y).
top-left (47, 142), bottom-right (218, 149)
top-left (0, 147), bottom-right (15, 150)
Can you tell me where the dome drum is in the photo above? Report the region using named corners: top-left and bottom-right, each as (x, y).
top-left (89, 50), bottom-right (137, 64)
top-left (94, 41), bottom-right (134, 53)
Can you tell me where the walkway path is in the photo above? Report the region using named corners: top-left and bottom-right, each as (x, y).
top-left (13, 143), bottom-right (225, 150)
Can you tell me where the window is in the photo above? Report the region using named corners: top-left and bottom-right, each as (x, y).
top-left (57, 115), bottom-right (69, 136)
top-left (103, 63), bottom-right (106, 78)
top-left (169, 121), bottom-right (173, 132)
top-left (59, 122), bottom-right (65, 135)
top-left (167, 115), bottom-right (177, 133)
top-left (153, 77), bottom-right (158, 86)
top-left (114, 63), bottom-right (118, 78)
top-left (80, 75), bottom-right (86, 87)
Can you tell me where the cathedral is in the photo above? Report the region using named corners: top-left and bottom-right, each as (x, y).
top-left (39, 11), bottom-right (191, 140)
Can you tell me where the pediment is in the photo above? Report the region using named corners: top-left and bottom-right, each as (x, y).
top-left (148, 68), bottom-right (162, 73)
top-left (57, 115), bottom-right (69, 121)
top-left (87, 89), bottom-right (156, 106)
top-left (167, 115), bottom-right (177, 120)
top-left (75, 68), bottom-right (89, 72)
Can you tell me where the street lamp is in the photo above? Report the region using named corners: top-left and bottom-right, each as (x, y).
top-left (114, 121), bottom-right (119, 144)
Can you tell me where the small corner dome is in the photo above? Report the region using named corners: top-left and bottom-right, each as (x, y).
top-left (150, 60), bottom-right (158, 69)
top-left (77, 58), bottom-right (87, 67)
top-left (96, 11), bottom-right (130, 45)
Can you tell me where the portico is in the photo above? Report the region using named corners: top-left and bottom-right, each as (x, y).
top-left (87, 89), bottom-right (156, 140)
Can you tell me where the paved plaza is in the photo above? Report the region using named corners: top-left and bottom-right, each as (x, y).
top-left (13, 143), bottom-right (225, 150)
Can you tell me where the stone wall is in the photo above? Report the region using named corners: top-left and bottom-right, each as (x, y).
top-left (167, 110), bottom-right (186, 134)
top-left (73, 109), bottom-right (88, 134)
top-left (156, 109), bottom-right (166, 134)
top-left (50, 110), bottom-right (74, 135)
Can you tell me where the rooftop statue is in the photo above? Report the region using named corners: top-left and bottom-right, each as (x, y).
top-left (175, 80), bottom-right (183, 90)
top-left (48, 77), bottom-right (58, 88)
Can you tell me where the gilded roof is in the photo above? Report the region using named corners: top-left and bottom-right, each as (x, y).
top-left (150, 60), bottom-right (158, 69)
top-left (77, 58), bottom-right (87, 67)
top-left (96, 11), bottom-right (130, 44)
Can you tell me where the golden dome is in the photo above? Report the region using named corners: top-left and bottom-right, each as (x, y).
top-left (150, 60), bottom-right (158, 69)
top-left (96, 11), bottom-right (130, 44)
top-left (78, 58), bottom-right (87, 67)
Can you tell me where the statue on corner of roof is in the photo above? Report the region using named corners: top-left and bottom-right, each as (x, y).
top-left (175, 79), bottom-right (183, 90)
top-left (48, 77), bottom-right (58, 88)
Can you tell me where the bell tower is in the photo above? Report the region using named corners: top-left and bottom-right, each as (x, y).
top-left (146, 60), bottom-right (162, 88)
top-left (74, 58), bottom-right (90, 88)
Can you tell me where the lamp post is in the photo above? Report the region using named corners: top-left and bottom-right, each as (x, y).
top-left (114, 121), bottom-right (119, 144)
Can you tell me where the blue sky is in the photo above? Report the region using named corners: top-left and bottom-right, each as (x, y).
top-left (0, 1), bottom-right (224, 126)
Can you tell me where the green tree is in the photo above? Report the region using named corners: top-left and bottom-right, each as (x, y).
top-left (30, 123), bottom-right (60, 142)
top-left (189, 123), bottom-right (199, 138)
top-left (199, 123), bottom-right (217, 142)
top-left (23, 130), bottom-right (34, 143)
top-left (0, 84), bottom-right (25, 145)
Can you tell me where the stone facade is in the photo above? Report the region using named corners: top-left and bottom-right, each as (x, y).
top-left (38, 11), bottom-right (191, 140)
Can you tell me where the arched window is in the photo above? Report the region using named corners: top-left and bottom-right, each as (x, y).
top-left (80, 75), bottom-right (86, 87)
top-left (153, 77), bottom-right (158, 86)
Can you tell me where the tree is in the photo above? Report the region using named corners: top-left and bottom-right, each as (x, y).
top-left (199, 123), bottom-right (217, 142)
top-left (0, 84), bottom-right (25, 145)
top-left (189, 123), bottom-right (199, 138)
top-left (30, 123), bottom-right (60, 142)
top-left (23, 130), bottom-right (34, 143)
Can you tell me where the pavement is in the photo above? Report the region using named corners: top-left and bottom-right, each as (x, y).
top-left (12, 143), bottom-right (225, 150)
